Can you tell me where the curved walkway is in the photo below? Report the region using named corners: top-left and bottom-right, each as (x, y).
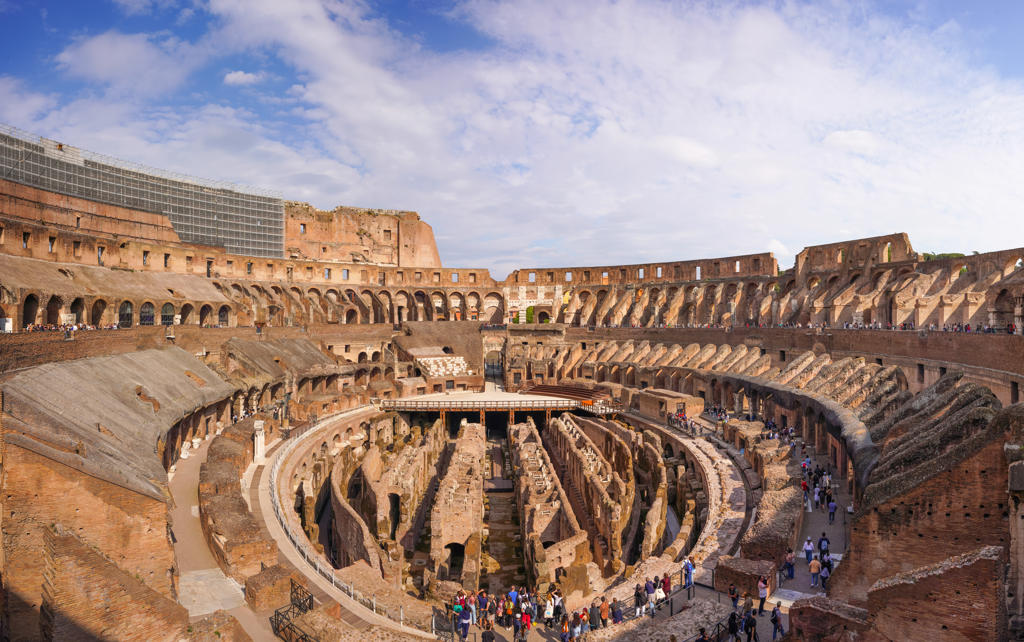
top-left (252, 409), bottom-right (437, 638)
top-left (168, 436), bottom-right (276, 641)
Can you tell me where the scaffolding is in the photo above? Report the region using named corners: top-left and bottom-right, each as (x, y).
top-left (0, 123), bottom-right (284, 258)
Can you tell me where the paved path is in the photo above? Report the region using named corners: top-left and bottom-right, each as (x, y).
top-left (168, 436), bottom-right (277, 640)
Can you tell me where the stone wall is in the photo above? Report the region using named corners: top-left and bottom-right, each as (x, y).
top-left (429, 422), bottom-right (485, 591)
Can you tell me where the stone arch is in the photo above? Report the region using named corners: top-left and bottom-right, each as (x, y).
top-left (139, 301), bottom-right (155, 326)
top-left (91, 299), bottom-right (107, 326)
top-left (22, 293), bottom-right (39, 328)
top-left (118, 300), bottom-right (133, 328)
top-left (180, 303), bottom-right (194, 325)
top-left (45, 295), bottom-right (62, 325)
top-left (218, 305), bottom-right (231, 326)
top-left (161, 302), bottom-right (175, 326)
top-left (344, 308), bottom-right (358, 324)
top-left (393, 290), bottom-right (412, 322)
top-left (483, 292), bottom-right (503, 323)
top-left (199, 304), bottom-right (213, 327)
top-left (69, 297), bottom-right (85, 324)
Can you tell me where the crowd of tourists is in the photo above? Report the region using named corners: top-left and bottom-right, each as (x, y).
top-left (20, 322), bottom-right (120, 332)
top-left (704, 404), bottom-right (730, 422)
top-left (445, 566), bottom-right (697, 641)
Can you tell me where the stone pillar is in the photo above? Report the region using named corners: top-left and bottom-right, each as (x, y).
top-left (1014, 298), bottom-right (1022, 334)
top-left (1006, 455), bottom-right (1024, 636)
top-left (254, 420), bottom-right (266, 464)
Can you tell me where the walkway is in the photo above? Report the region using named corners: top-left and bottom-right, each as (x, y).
top-left (168, 435), bottom-right (277, 640)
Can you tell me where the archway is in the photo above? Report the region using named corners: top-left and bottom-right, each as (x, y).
top-left (118, 301), bottom-right (133, 328)
top-left (443, 543), bottom-right (465, 581)
top-left (91, 299), bottom-right (107, 326)
top-left (45, 295), bottom-right (61, 325)
top-left (22, 294), bottom-right (39, 328)
top-left (139, 302), bottom-right (155, 325)
top-left (218, 305), bottom-right (230, 326)
top-left (161, 303), bottom-right (175, 326)
top-left (69, 297), bottom-right (84, 324)
top-left (180, 303), bottom-right (193, 325)
top-left (199, 304), bottom-right (213, 327)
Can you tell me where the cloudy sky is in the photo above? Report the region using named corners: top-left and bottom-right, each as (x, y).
top-left (1, 0), bottom-right (1023, 277)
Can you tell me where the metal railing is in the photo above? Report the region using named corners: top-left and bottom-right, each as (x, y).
top-left (376, 398), bottom-right (622, 415)
top-left (270, 580), bottom-right (318, 641)
top-left (267, 410), bottom-right (429, 637)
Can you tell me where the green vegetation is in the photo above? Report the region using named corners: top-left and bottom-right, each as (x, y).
top-left (921, 252), bottom-right (965, 261)
top-left (525, 306), bottom-right (535, 323)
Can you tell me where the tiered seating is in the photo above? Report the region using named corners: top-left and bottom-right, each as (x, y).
top-left (415, 356), bottom-right (469, 377)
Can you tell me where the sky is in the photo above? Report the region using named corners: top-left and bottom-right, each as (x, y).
top-left (1, 0), bottom-right (1024, 278)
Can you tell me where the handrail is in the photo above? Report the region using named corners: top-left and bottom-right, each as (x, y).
top-left (267, 409), bottom-right (432, 637)
top-left (376, 398), bottom-right (622, 414)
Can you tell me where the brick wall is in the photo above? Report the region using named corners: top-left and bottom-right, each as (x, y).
top-left (1, 444), bottom-right (175, 641)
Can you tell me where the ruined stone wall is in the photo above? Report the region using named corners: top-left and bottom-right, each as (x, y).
top-left (429, 422), bottom-right (485, 590)
top-left (39, 527), bottom-right (192, 642)
top-left (866, 546), bottom-right (1005, 642)
top-left (509, 419), bottom-right (590, 594)
top-left (832, 438), bottom-right (1009, 604)
top-left (0, 443), bottom-right (176, 641)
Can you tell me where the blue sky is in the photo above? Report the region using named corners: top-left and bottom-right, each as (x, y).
top-left (1, 0), bottom-right (1023, 276)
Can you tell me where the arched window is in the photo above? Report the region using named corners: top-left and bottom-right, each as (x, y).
top-left (118, 301), bottom-right (133, 328)
top-left (139, 302), bottom-right (155, 325)
top-left (161, 303), bottom-right (175, 326)
top-left (218, 305), bottom-right (230, 326)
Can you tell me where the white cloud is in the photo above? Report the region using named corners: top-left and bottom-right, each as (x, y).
top-left (11, 0), bottom-right (1024, 275)
top-left (111, 0), bottom-right (178, 16)
top-left (223, 70), bottom-right (265, 86)
top-left (55, 30), bottom-right (200, 96)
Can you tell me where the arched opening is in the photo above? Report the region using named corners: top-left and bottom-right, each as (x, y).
top-left (139, 302), bottom-right (155, 326)
top-left (180, 303), bottom-right (193, 325)
top-left (90, 299), bottom-right (107, 326)
top-left (388, 493), bottom-right (401, 540)
top-left (161, 303), bottom-right (175, 326)
top-left (199, 304), bottom-right (213, 327)
top-left (537, 310), bottom-right (550, 323)
top-left (443, 543), bottom-right (465, 581)
top-left (118, 301), bottom-right (133, 328)
top-left (345, 309), bottom-right (358, 324)
top-left (22, 294), bottom-right (39, 328)
top-left (218, 305), bottom-right (230, 326)
top-left (45, 295), bottom-right (61, 325)
top-left (69, 297), bottom-right (84, 324)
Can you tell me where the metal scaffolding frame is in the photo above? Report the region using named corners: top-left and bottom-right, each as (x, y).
top-left (0, 124), bottom-right (284, 258)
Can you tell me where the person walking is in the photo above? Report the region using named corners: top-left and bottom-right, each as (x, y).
top-left (828, 499), bottom-right (837, 523)
top-left (803, 537), bottom-right (814, 564)
top-left (728, 612), bottom-right (740, 641)
top-left (744, 609), bottom-right (759, 641)
top-left (784, 548), bottom-right (795, 579)
top-left (634, 583), bottom-right (645, 618)
top-left (481, 619), bottom-right (496, 642)
top-left (770, 602), bottom-right (785, 640)
top-left (820, 563), bottom-right (831, 591)
top-left (818, 532), bottom-right (830, 558)
top-left (600, 596), bottom-right (609, 627)
top-left (612, 598), bottom-right (623, 624)
top-left (809, 555), bottom-right (821, 588)
top-left (729, 582), bottom-right (739, 610)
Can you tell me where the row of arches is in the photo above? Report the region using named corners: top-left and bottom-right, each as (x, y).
top-left (12, 293), bottom-right (233, 329)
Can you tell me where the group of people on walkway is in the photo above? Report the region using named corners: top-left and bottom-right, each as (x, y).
top-left (725, 581), bottom-right (785, 641)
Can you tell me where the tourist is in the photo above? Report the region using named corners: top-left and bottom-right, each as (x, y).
top-left (741, 592), bottom-right (753, 628)
top-left (663, 572), bottom-right (672, 595)
top-left (559, 615), bottom-right (571, 642)
top-left (512, 602), bottom-right (522, 638)
top-left (458, 600), bottom-right (472, 640)
top-left (645, 577), bottom-right (657, 616)
top-left (784, 548), bottom-right (795, 579)
top-left (571, 611), bottom-right (582, 638)
top-left (600, 596), bottom-right (610, 627)
top-left (611, 598), bottom-right (623, 624)
top-left (757, 575), bottom-right (768, 615)
top-left (467, 590), bottom-right (477, 626)
top-left (698, 626), bottom-right (712, 641)
top-left (481, 619), bottom-right (496, 642)
top-left (654, 580), bottom-right (666, 605)
top-left (809, 555), bottom-right (821, 587)
top-left (589, 600), bottom-right (601, 630)
top-left (580, 607), bottom-right (590, 633)
top-left (543, 596), bottom-right (554, 628)
top-left (728, 582), bottom-right (739, 610)
top-left (770, 602), bottom-right (785, 640)
top-left (828, 498), bottom-right (837, 523)
top-left (634, 583), bottom-right (645, 618)
top-left (486, 593), bottom-right (497, 626)
top-left (820, 563), bottom-right (831, 591)
top-left (818, 532), bottom-right (830, 558)
top-left (822, 550), bottom-right (833, 573)
top-left (803, 537), bottom-right (814, 564)
top-left (683, 556), bottom-right (694, 588)
top-left (743, 609), bottom-right (759, 641)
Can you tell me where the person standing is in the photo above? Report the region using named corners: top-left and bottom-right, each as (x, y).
top-left (728, 582), bottom-right (739, 610)
top-left (818, 532), bottom-right (830, 558)
top-left (828, 499), bottom-right (837, 524)
top-left (612, 598), bottom-right (623, 624)
top-left (820, 564), bottom-right (831, 591)
top-left (634, 583), bottom-right (645, 618)
top-left (803, 537), bottom-right (814, 564)
top-left (600, 596), bottom-right (610, 628)
top-left (784, 548), bottom-right (795, 579)
top-left (481, 619), bottom-right (496, 642)
top-left (770, 602), bottom-right (785, 640)
top-left (809, 555), bottom-right (821, 588)
top-left (744, 609), bottom-right (759, 641)
top-left (757, 575), bottom-right (768, 615)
